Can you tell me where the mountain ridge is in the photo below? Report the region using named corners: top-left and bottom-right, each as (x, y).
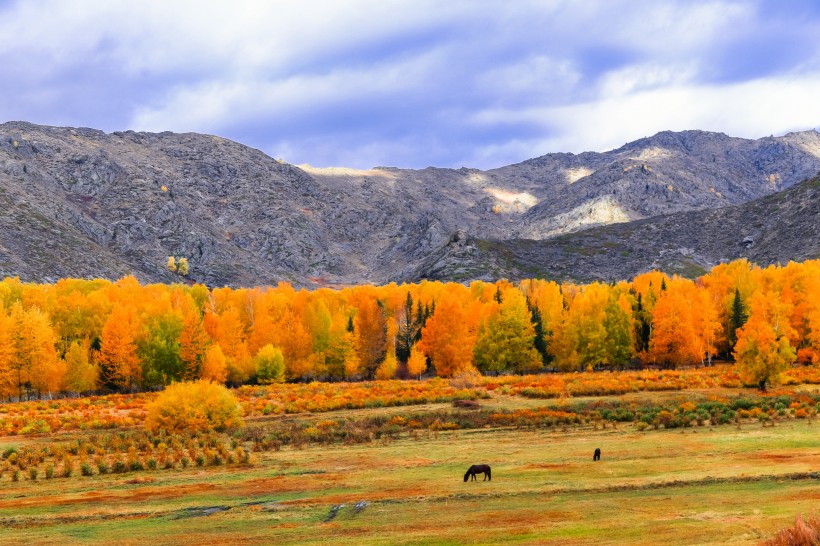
top-left (1, 121), bottom-right (818, 286)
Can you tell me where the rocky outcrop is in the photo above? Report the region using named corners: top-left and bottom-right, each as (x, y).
top-left (1, 122), bottom-right (819, 286)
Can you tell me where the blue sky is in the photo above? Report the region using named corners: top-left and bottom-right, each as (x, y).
top-left (1, 0), bottom-right (819, 169)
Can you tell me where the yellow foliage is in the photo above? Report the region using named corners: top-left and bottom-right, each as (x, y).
top-left (144, 380), bottom-right (243, 433)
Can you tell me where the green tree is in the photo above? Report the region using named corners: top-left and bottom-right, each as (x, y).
top-left (255, 344), bottom-right (285, 384)
top-left (474, 290), bottom-right (542, 374)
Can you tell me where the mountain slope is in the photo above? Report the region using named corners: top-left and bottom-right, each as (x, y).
top-left (413, 176), bottom-right (820, 283)
top-left (1, 121), bottom-right (819, 286)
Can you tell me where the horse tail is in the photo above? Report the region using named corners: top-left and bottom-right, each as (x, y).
top-left (487, 466), bottom-right (491, 481)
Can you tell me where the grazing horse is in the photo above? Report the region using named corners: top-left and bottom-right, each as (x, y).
top-left (464, 464), bottom-right (491, 482)
top-left (593, 448), bottom-right (601, 461)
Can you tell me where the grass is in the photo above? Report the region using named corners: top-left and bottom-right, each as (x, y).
top-left (1, 410), bottom-right (818, 545)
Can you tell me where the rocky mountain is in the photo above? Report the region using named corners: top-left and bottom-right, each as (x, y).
top-left (413, 176), bottom-right (820, 283)
top-left (1, 121), bottom-right (819, 286)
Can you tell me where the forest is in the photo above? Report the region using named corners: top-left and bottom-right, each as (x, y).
top-left (0, 258), bottom-right (818, 400)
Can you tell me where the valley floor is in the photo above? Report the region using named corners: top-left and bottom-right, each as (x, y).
top-left (1, 415), bottom-right (818, 545)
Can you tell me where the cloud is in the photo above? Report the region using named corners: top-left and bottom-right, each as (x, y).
top-left (0, 0), bottom-right (819, 169)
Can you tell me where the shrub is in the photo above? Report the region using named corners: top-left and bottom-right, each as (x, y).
top-left (145, 381), bottom-right (243, 434)
top-left (113, 460), bottom-right (127, 474)
top-left (763, 513), bottom-right (820, 545)
top-left (28, 467), bottom-right (38, 480)
top-left (45, 465), bottom-right (54, 479)
top-left (81, 463), bottom-right (94, 476)
top-left (12, 470), bottom-right (20, 482)
top-left (147, 458), bottom-right (157, 470)
top-left (180, 456), bottom-right (191, 468)
top-left (97, 460), bottom-right (110, 474)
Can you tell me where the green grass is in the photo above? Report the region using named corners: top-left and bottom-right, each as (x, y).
top-left (1, 416), bottom-right (818, 545)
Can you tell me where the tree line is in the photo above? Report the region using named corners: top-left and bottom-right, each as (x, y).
top-left (0, 258), bottom-right (818, 399)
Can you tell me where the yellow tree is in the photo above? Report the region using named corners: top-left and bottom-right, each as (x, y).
top-left (63, 339), bottom-right (99, 393)
top-left (406, 343), bottom-right (427, 379)
top-left (474, 289), bottom-right (542, 374)
top-left (202, 344), bottom-right (228, 383)
top-left (8, 303), bottom-right (61, 398)
top-left (98, 305), bottom-right (142, 390)
top-left (734, 291), bottom-right (797, 391)
top-left (0, 308), bottom-right (15, 399)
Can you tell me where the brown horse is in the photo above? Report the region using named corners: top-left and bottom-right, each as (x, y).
top-left (464, 464), bottom-right (491, 481)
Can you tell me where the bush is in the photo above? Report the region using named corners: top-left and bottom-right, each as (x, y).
top-left (113, 460), bottom-right (127, 474)
top-left (45, 465), bottom-right (54, 479)
top-left (145, 381), bottom-right (243, 434)
top-left (81, 463), bottom-right (94, 476)
top-left (97, 460), bottom-right (110, 474)
top-left (28, 467), bottom-right (38, 480)
top-left (763, 513), bottom-right (820, 545)
top-left (147, 458), bottom-right (157, 470)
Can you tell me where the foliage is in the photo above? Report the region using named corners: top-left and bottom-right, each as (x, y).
top-left (255, 345), bottom-right (285, 384)
top-left (144, 380), bottom-right (243, 433)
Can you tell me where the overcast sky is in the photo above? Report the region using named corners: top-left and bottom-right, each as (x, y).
top-left (1, 0), bottom-right (819, 169)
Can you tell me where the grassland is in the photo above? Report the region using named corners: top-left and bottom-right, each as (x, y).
top-left (1, 382), bottom-right (819, 545)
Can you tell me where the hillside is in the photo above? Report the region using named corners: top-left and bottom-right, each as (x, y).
top-left (414, 176), bottom-right (820, 282)
top-left (1, 122), bottom-right (819, 286)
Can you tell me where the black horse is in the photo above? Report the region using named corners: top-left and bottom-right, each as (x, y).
top-left (464, 464), bottom-right (491, 481)
top-left (593, 448), bottom-right (601, 461)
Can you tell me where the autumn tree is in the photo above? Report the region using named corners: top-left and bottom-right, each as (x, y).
top-left (7, 303), bottom-right (61, 398)
top-left (255, 344), bottom-right (285, 384)
top-left (98, 305), bottom-right (142, 391)
top-left (138, 311), bottom-right (184, 387)
top-left (63, 339), bottom-right (99, 393)
top-left (353, 296), bottom-right (388, 379)
top-left (201, 344), bottom-right (228, 383)
top-left (406, 343), bottom-right (427, 379)
top-left (179, 310), bottom-right (210, 379)
top-left (734, 291), bottom-right (797, 391)
top-left (418, 294), bottom-right (477, 377)
top-left (474, 289), bottom-right (542, 374)
top-left (551, 284), bottom-right (631, 371)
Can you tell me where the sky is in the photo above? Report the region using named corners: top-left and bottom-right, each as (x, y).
top-left (1, 0), bottom-right (819, 170)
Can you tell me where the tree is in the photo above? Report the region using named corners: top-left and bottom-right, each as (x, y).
top-left (138, 311), bottom-right (184, 387)
top-left (354, 297), bottom-right (388, 379)
top-left (396, 292), bottom-right (418, 363)
top-left (255, 344), bottom-right (285, 384)
top-left (734, 291), bottom-right (796, 391)
top-left (177, 257), bottom-right (189, 276)
top-left (63, 339), bottom-right (99, 393)
top-left (728, 287), bottom-right (748, 353)
top-left (98, 305), bottom-right (142, 391)
top-left (406, 343), bottom-right (427, 379)
top-left (418, 294), bottom-right (477, 377)
top-left (474, 290), bottom-right (542, 374)
top-left (179, 310), bottom-right (210, 380)
top-left (648, 280), bottom-right (703, 368)
top-left (201, 344), bottom-right (228, 383)
top-left (8, 303), bottom-right (61, 398)
top-left (166, 256), bottom-right (177, 272)
top-left (375, 353), bottom-right (398, 380)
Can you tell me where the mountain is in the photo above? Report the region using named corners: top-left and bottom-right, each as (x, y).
top-left (1, 121), bottom-right (819, 286)
top-left (413, 176), bottom-right (820, 283)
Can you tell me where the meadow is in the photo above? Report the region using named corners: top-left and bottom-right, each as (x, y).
top-left (1, 368), bottom-right (819, 545)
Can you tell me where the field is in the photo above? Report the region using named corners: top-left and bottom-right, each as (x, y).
top-left (1, 372), bottom-right (819, 545)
